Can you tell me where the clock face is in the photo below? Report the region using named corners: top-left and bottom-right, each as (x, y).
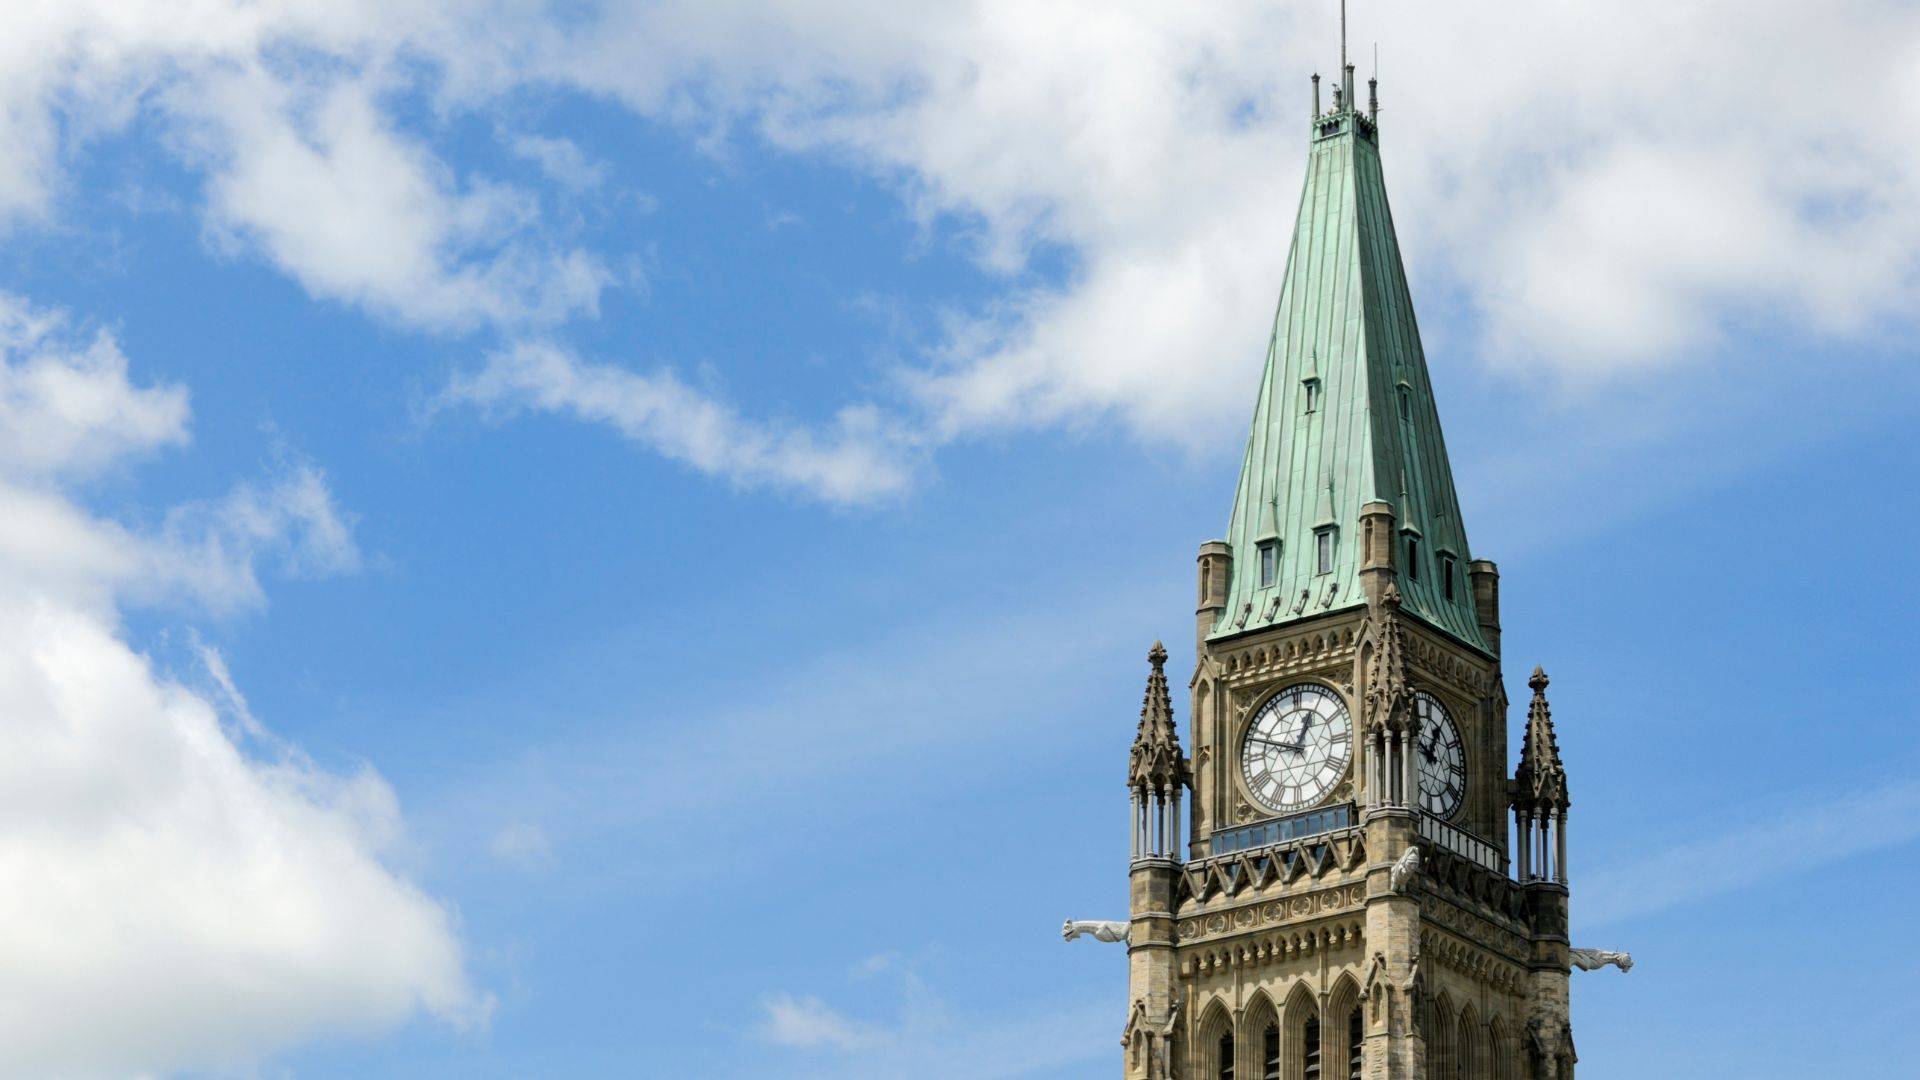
top-left (1240, 683), bottom-right (1353, 813)
top-left (1413, 690), bottom-right (1466, 818)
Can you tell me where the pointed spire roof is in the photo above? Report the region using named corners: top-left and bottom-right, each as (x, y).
top-left (1513, 667), bottom-right (1570, 812)
top-left (1129, 641), bottom-right (1187, 789)
top-left (1214, 76), bottom-right (1486, 652)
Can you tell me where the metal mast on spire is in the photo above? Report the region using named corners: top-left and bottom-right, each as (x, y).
top-left (1340, 0), bottom-right (1348, 72)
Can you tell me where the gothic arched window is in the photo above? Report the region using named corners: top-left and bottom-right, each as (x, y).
top-left (1218, 1032), bottom-right (1235, 1080)
top-left (1262, 1023), bottom-right (1280, 1080)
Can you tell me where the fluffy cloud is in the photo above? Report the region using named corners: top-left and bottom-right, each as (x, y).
top-left (759, 992), bottom-right (876, 1051)
top-left (755, 956), bottom-right (1109, 1078)
top-left (0, 1), bottom-right (603, 332)
top-left (536, 0), bottom-right (1920, 440)
top-left (3, 3), bottom-right (1916, 498)
top-left (0, 297), bottom-right (477, 1077)
top-left (442, 341), bottom-right (916, 504)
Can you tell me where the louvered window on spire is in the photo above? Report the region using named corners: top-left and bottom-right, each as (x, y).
top-left (1315, 528), bottom-right (1335, 575)
top-left (1258, 540), bottom-right (1278, 587)
top-left (1303, 1014), bottom-right (1322, 1080)
top-left (1263, 1023), bottom-right (1280, 1079)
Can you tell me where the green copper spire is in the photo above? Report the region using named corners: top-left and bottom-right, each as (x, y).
top-left (1212, 78), bottom-right (1487, 653)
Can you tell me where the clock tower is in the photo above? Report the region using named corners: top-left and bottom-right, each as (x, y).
top-left (1107, 58), bottom-right (1598, 1080)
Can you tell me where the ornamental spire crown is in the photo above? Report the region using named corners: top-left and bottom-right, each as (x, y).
top-left (1128, 641), bottom-right (1187, 791)
top-left (1513, 666), bottom-right (1571, 813)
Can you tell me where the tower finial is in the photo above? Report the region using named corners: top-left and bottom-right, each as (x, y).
top-left (1340, 0), bottom-right (1348, 73)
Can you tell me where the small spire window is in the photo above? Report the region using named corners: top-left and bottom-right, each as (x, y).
top-left (1397, 383), bottom-right (1411, 421)
top-left (1303, 376), bottom-right (1321, 414)
top-left (1405, 535), bottom-right (1421, 581)
top-left (1441, 553), bottom-right (1458, 600)
top-left (1258, 540), bottom-right (1279, 588)
top-left (1315, 527), bottom-right (1335, 575)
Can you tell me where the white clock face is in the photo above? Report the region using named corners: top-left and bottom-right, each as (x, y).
top-left (1413, 690), bottom-right (1466, 818)
top-left (1240, 684), bottom-right (1352, 813)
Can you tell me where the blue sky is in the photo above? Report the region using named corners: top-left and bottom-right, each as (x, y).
top-left (0, 3), bottom-right (1916, 1078)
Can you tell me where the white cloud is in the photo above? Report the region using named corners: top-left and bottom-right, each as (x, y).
top-left (488, 821), bottom-right (554, 869)
top-left (0, 296), bottom-right (478, 1077)
top-left (0, 296), bottom-right (188, 478)
top-left (184, 68), bottom-right (607, 331)
top-left (531, 1), bottom-right (1920, 442)
top-left (759, 992), bottom-right (876, 1051)
top-left (508, 132), bottom-right (610, 193)
top-left (1579, 775), bottom-right (1920, 928)
top-left (0, 2), bottom-right (602, 332)
top-left (0, 3), bottom-right (1913, 495)
top-left (441, 341), bottom-right (916, 505)
top-left (755, 957), bottom-right (1108, 1079)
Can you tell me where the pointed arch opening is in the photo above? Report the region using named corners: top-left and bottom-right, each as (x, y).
top-left (1457, 1004), bottom-right (1484, 1080)
top-left (1427, 991), bottom-right (1457, 1080)
top-left (1488, 1016), bottom-right (1511, 1080)
top-left (1241, 989), bottom-right (1280, 1080)
top-left (1279, 981), bottom-right (1322, 1080)
top-left (1327, 973), bottom-right (1363, 1080)
top-left (1198, 999), bottom-right (1236, 1080)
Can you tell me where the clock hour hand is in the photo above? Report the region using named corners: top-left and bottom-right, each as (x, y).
top-left (1285, 712), bottom-right (1314, 750)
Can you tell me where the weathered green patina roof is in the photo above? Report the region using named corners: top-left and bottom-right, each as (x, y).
top-left (1212, 94), bottom-right (1487, 653)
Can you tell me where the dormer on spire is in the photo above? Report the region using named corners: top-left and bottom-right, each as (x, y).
top-left (1513, 666), bottom-right (1571, 883)
top-left (1129, 641), bottom-right (1188, 862)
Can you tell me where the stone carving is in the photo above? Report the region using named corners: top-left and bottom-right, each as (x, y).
top-left (1388, 847), bottom-right (1421, 893)
top-left (1063, 919), bottom-right (1129, 943)
top-left (1570, 947), bottom-right (1633, 972)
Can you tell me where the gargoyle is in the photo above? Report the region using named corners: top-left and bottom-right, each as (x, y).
top-left (1063, 919), bottom-right (1129, 943)
top-left (1570, 948), bottom-right (1632, 972)
top-left (1388, 847), bottom-right (1421, 893)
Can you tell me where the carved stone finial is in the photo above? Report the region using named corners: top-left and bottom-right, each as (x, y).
top-left (1514, 664), bottom-right (1569, 813)
top-left (1363, 598), bottom-right (1411, 735)
top-left (1130, 640), bottom-right (1187, 790)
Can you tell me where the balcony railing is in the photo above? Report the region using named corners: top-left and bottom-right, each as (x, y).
top-left (1211, 803), bottom-right (1353, 856)
top-left (1417, 811), bottom-right (1502, 873)
top-left (1209, 804), bottom-right (1504, 875)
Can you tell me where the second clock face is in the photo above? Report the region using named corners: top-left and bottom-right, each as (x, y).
top-left (1241, 684), bottom-right (1352, 813)
top-left (1413, 690), bottom-right (1466, 818)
